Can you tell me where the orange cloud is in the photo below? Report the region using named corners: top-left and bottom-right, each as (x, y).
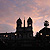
top-left (35, 0), bottom-right (50, 7)
top-left (0, 0), bottom-right (50, 36)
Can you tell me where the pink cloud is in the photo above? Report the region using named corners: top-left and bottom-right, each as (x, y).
top-left (0, 0), bottom-right (50, 36)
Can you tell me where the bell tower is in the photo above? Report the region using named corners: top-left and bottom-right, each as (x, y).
top-left (27, 17), bottom-right (32, 29)
top-left (16, 18), bottom-right (22, 31)
top-left (27, 17), bottom-right (33, 37)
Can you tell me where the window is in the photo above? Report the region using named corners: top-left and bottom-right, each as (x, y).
top-left (4, 35), bottom-right (5, 37)
top-left (6, 35), bottom-right (8, 37)
top-left (46, 35), bottom-right (49, 36)
top-left (15, 34), bottom-right (17, 35)
top-left (40, 33), bottom-right (42, 35)
top-left (29, 24), bottom-right (31, 26)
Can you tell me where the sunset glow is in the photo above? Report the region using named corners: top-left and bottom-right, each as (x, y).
top-left (0, 0), bottom-right (50, 36)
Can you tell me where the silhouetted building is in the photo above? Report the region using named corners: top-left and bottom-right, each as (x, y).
top-left (35, 20), bottom-right (50, 45)
top-left (0, 17), bottom-right (33, 40)
top-left (0, 17), bottom-right (34, 47)
top-left (0, 18), bottom-right (50, 48)
top-left (38, 20), bottom-right (50, 37)
top-left (16, 17), bottom-right (33, 38)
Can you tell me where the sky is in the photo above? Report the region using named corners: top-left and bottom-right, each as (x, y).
top-left (0, 0), bottom-right (50, 36)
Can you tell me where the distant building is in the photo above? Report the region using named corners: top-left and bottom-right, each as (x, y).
top-left (37, 20), bottom-right (50, 40)
top-left (0, 17), bottom-right (33, 40)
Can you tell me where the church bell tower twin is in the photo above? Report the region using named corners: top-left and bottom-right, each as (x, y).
top-left (16, 17), bottom-right (33, 38)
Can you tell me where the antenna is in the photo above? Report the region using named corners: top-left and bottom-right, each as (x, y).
top-left (24, 17), bottom-right (25, 20)
top-left (24, 17), bottom-right (25, 27)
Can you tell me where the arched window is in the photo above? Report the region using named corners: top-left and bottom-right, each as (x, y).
top-left (6, 35), bottom-right (8, 37)
top-left (4, 35), bottom-right (5, 37)
top-left (40, 33), bottom-right (42, 35)
top-left (15, 34), bottom-right (17, 36)
top-left (29, 24), bottom-right (31, 26)
top-left (46, 35), bottom-right (49, 36)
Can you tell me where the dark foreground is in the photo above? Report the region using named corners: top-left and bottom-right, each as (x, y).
top-left (0, 39), bottom-right (50, 50)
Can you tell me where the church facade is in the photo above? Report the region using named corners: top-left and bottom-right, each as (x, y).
top-left (0, 17), bottom-right (33, 40)
top-left (0, 18), bottom-right (50, 48)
